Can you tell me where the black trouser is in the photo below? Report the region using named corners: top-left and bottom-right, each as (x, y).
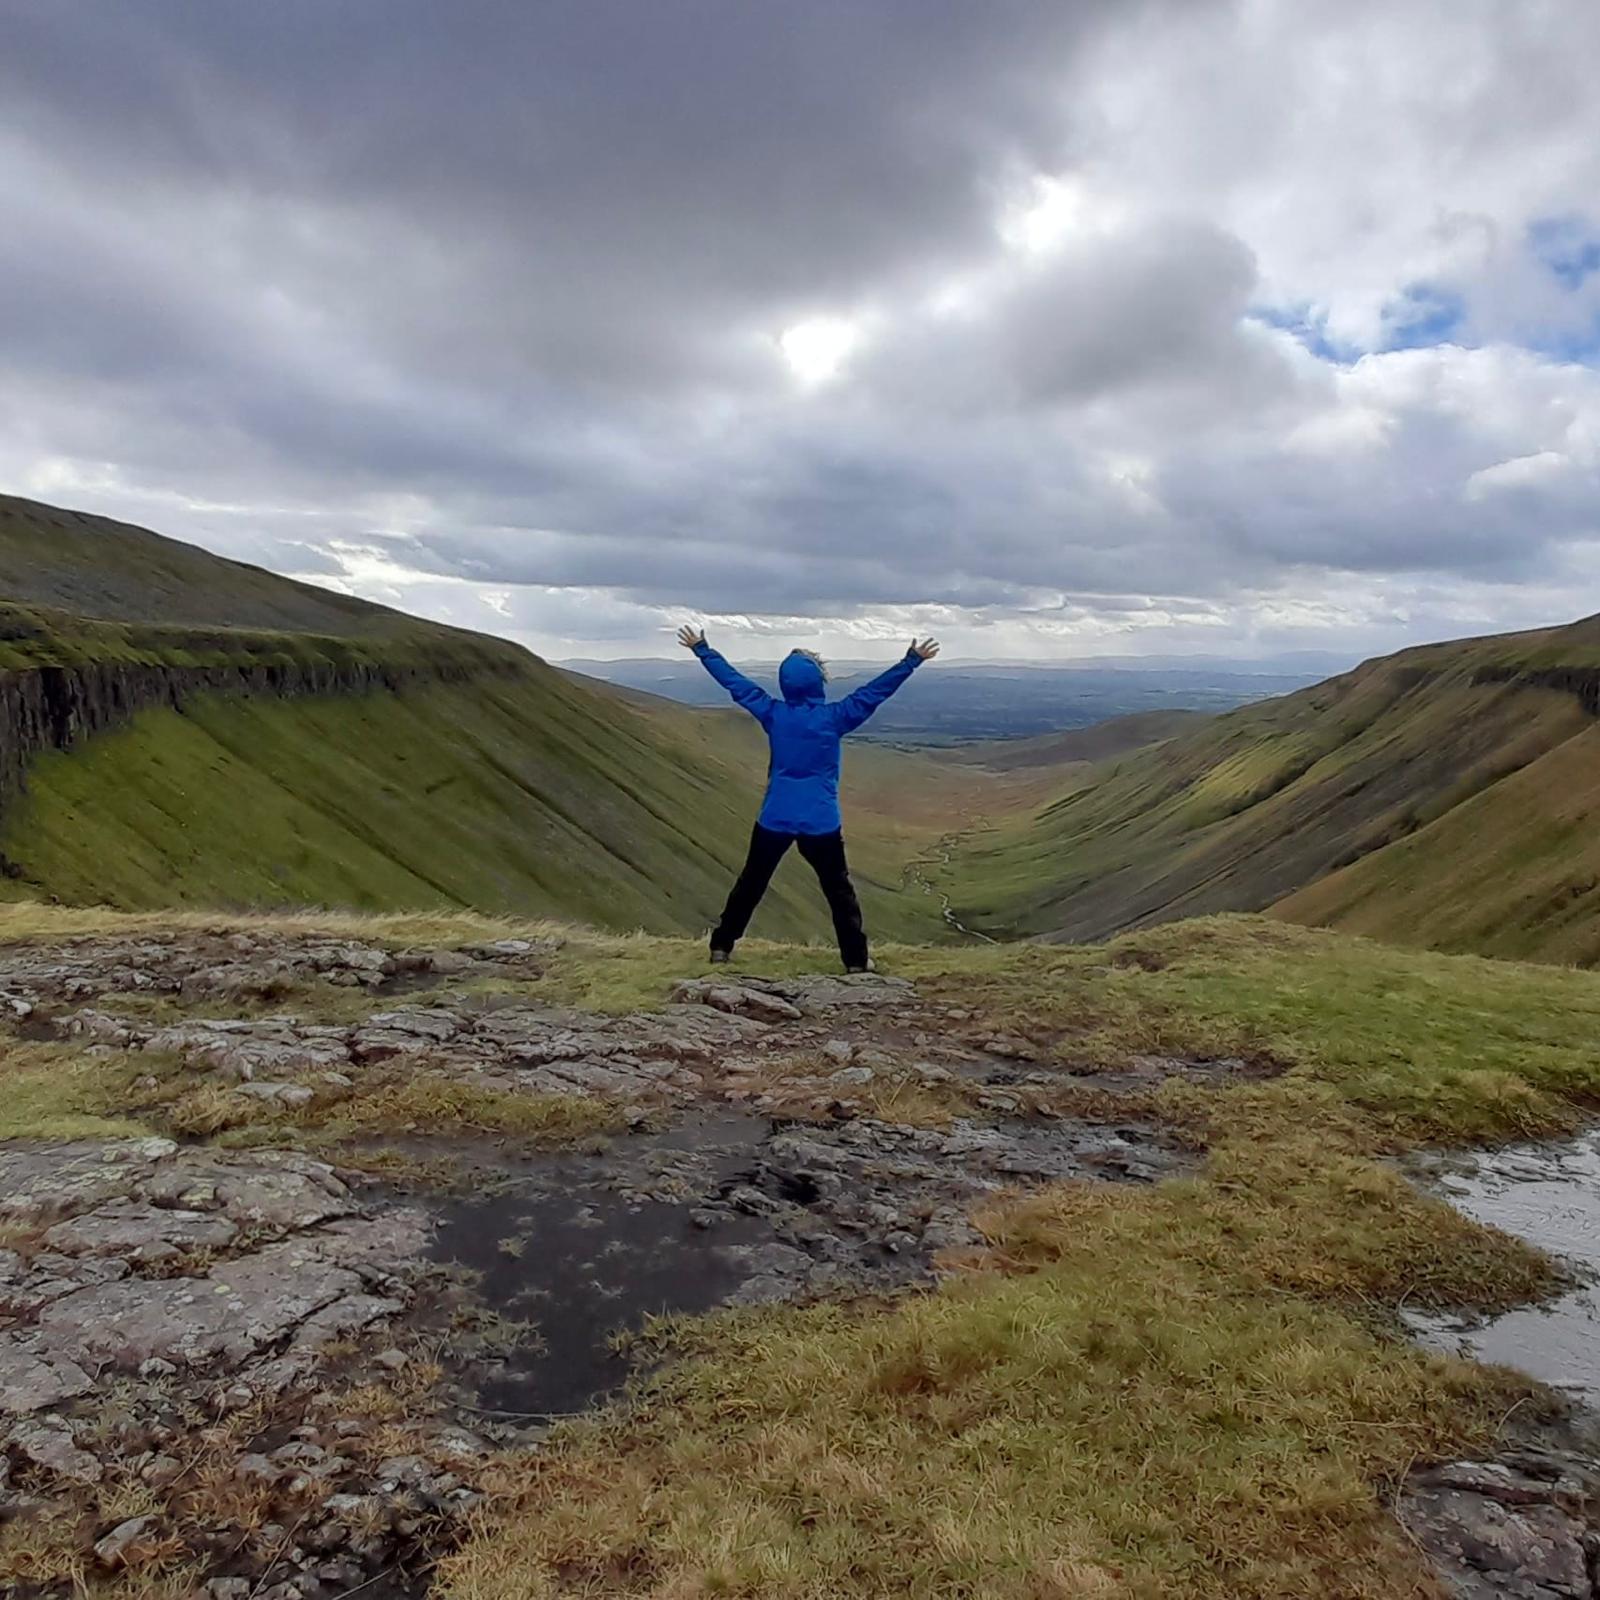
top-left (712, 824), bottom-right (868, 968)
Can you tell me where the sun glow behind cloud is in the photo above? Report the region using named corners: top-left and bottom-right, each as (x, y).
top-left (778, 316), bottom-right (858, 385)
top-left (996, 175), bottom-right (1124, 255)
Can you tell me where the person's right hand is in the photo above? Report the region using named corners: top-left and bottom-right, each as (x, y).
top-left (910, 637), bottom-right (941, 661)
top-left (677, 625), bottom-right (707, 650)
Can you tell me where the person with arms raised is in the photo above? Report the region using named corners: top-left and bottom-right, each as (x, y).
top-left (678, 627), bottom-right (940, 972)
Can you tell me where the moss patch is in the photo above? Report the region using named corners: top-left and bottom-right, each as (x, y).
top-left (161, 1072), bottom-right (620, 1148)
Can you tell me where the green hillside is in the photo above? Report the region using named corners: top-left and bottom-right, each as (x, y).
top-left (948, 614), bottom-right (1600, 964)
top-left (0, 496), bottom-right (953, 942)
top-left (1275, 723), bottom-right (1600, 964)
top-left (3, 674), bottom-right (944, 938)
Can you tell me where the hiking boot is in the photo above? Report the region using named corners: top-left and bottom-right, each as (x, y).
top-left (709, 949), bottom-right (732, 965)
top-left (845, 957), bottom-right (875, 975)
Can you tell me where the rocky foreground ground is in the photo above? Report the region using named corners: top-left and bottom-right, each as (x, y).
top-left (1, 927), bottom-right (1597, 1597)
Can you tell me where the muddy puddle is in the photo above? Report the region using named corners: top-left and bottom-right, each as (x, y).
top-left (421, 1113), bottom-right (774, 1416)
top-left (1407, 1130), bottom-right (1600, 1404)
top-left (414, 1105), bottom-right (1182, 1420)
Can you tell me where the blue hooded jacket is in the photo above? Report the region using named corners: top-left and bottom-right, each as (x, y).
top-left (692, 642), bottom-right (922, 834)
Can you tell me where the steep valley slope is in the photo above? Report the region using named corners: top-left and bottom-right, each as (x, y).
top-left (948, 612), bottom-right (1600, 965)
top-left (0, 494), bottom-right (969, 942)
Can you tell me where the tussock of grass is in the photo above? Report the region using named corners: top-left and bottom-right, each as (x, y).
top-left (322, 1076), bottom-right (619, 1140)
top-left (731, 1051), bottom-right (982, 1129)
top-left (163, 1071), bottom-right (619, 1146)
top-left (852, 1077), bottom-right (976, 1128)
top-left (0, 1039), bottom-right (153, 1141)
top-left (440, 1091), bottom-right (1544, 1600)
top-left (539, 931), bottom-right (849, 1013)
top-left (0, 1504), bottom-right (88, 1591)
top-left (1044, 1079), bottom-right (1553, 1312)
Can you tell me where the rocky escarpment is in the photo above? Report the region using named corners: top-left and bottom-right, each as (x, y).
top-left (1473, 662), bottom-right (1600, 719)
top-left (0, 643), bottom-right (528, 834)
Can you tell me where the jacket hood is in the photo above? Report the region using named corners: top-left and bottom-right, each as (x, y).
top-left (778, 650), bottom-right (827, 705)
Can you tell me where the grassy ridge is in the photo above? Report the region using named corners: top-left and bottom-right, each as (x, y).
top-left (0, 597), bottom-right (518, 682)
top-left (0, 492), bottom-right (432, 638)
top-left (948, 615), bottom-right (1600, 963)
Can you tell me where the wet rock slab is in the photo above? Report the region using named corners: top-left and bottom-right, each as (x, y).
top-left (1401, 1452), bottom-right (1600, 1600)
top-left (1404, 1131), bottom-right (1600, 1598)
top-left (1407, 1131), bottom-right (1600, 1405)
top-left (0, 1138), bottom-right (441, 1593)
top-left (0, 1141), bottom-right (413, 1383)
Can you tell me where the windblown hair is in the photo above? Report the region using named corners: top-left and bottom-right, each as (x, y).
top-left (794, 648), bottom-right (829, 681)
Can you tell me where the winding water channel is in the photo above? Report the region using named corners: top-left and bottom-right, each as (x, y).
top-left (902, 812), bottom-right (998, 942)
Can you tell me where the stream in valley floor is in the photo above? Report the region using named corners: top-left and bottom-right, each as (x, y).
top-left (1407, 1130), bottom-right (1600, 1404)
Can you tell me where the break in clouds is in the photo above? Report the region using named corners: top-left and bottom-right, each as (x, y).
top-left (1, 0), bottom-right (1598, 661)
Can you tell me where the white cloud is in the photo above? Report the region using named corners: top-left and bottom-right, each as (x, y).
top-left (1465, 450), bottom-right (1575, 500)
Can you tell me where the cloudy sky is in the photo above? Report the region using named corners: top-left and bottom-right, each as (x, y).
top-left (2, 1), bottom-right (1598, 663)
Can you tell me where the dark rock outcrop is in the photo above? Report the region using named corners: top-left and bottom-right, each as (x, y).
top-left (0, 648), bottom-right (526, 829)
top-left (1472, 663), bottom-right (1600, 718)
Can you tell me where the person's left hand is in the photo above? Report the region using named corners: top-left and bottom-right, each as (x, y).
top-left (677, 625), bottom-right (707, 650)
top-left (910, 637), bottom-right (941, 661)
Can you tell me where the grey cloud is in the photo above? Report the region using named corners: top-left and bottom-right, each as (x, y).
top-left (0, 0), bottom-right (1138, 396)
top-left (858, 218), bottom-right (1273, 414)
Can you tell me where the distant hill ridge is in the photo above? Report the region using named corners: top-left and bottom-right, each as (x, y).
top-left (0, 493), bottom-right (527, 825)
top-left (950, 710), bottom-right (1210, 771)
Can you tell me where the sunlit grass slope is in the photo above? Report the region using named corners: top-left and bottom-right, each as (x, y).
top-left (949, 614), bottom-right (1600, 963)
top-left (1276, 722), bottom-right (1600, 965)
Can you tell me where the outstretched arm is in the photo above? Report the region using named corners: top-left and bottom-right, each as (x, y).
top-left (833, 637), bottom-right (939, 734)
top-left (678, 625), bottom-right (775, 725)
